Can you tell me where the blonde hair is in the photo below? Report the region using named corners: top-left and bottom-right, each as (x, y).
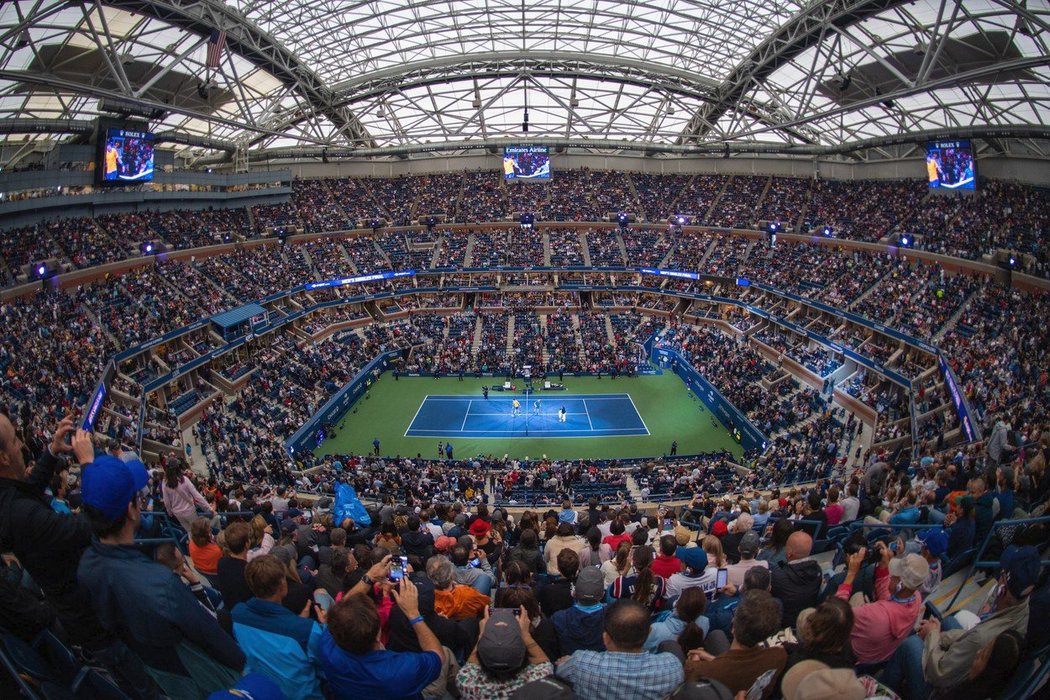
top-left (250, 515), bottom-right (268, 548)
top-left (702, 536), bottom-right (726, 568)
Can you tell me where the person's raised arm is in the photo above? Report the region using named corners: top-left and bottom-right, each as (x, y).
top-left (518, 606), bottom-right (549, 664)
top-left (392, 576), bottom-right (442, 658)
top-left (346, 554), bottom-right (392, 598)
top-left (836, 547), bottom-right (866, 599)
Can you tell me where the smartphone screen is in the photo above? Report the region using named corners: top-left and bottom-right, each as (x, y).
top-left (470, 557), bottom-right (480, 568)
top-left (389, 556), bottom-right (406, 581)
top-left (313, 589), bottom-right (333, 613)
top-left (663, 519), bottom-right (672, 530)
top-left (716, 567), bottom-right (728, 589)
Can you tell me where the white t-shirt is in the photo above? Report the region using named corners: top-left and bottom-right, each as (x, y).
top-left (664, 568), bottom-right (717, 600)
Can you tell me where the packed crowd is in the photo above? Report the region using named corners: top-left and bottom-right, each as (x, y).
top-left (3, 411), bottom-right (1046, 699)
top-left (4, 172), bottom-right (1047, 292)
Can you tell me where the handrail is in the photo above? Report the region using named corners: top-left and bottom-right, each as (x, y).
top-left (945, 514), bottom-right (1050, 611)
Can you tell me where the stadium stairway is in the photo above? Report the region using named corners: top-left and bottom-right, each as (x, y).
top-left (932, 287), bottom-right (979, 344)
top-left (542, 232), bottom-right (552, 266)
top-left (579, 231), bottom-right (592, 267)
top-left (614, 232), bottom-right (628, 263)
top-left (504, 315), bottom-right (515, 355)
top-left (463, 232), bottom-right (475, 267)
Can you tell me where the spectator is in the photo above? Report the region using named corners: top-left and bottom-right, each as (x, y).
top-left (451, 542), bottom-right (495, 595)
top-left (506, 528), bottom-right (544, 575)
top-left (537, 547), bottom-right (579, 617)
top-left (601, 540), bottom-right (634, 587)
top-left (913, 528), bottom-right (948, 596)
top-left (401, 514), bottom-right (435, 561)
top-left (652, 534), bottom-right (684, 579)
top-left (543, 522), bottom-right (585, 576)
top-left (684, 590), bottom-right (787, 699)
top-left (970, 477), bottom-right (995, 544)
top-left (788, 597), bottom-right (856, 673)
top-left (427, 555), bottom-right (490, 621)
top-left (78, 455), bottom-right (244, 698)
top-left (758, 518), bottom-right (794, 566)
top-left (154, 542), bottom-right (218, 617)
top-left (883, 545), bottom-right (1039, 700)
top-left (247, 515), bottom-right (276, 562)
top-left (835, 543), bottom-right (927, 666)
top-left (215, 521), bottom-right (254, 610)
top-left (161, 461), bottom-right (213, 533)
top-left (317, 549), bottom-right (354, 598)
top-left (665, 546), bottom-right (714, 601)
top-left (0, 416), bottom-right (111, 655)
top-left (779, 660), bottom-right (865, 700)
top-left (318, 569), bottom-right (445, 699)
top-left (937, 629), bottom-right (1025, 700)
top-left (840, 483), bottom-right (861, 523)
top-left (721, 512), bottom-right (753, 563)
top-left (492, 572), bottom-right (560, 657)
top-left (644, 586), bottom-right (709, 652)
top-left (457, 607), bottom-right (553, 699)
top-left (580, 526), bottom-right (611, 567)
top-left (551, 566), bottom-right (607, 654)
top-left (725, 531), bottom-right (767, 589)
top-left (770, 531), bottom-right (822, 628)
top-left (609, 544), bottom-right (666, 611)
top-left (189, 517), bottom-right (222, 577)
top-left (556, 599), bottom-right (684, 700)
top-left (824, 486), bottom-right (845, 526)
top-left (558, 498), bottom-right (578, 525)
top-left (231, 554), bottom-right (326, 700)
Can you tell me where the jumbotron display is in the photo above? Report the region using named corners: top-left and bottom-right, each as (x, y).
top-left (99, 127), bottom-right (155, 184)
top-left (926, 139), bottom-right (976, 190)
top-left (503, 144), bottom-right (551, 181)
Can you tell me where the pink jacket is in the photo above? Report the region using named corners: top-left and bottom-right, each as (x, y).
top-left (837, 566), bottom-right (922, 664)
top-left (161, 477), bottom-right (210, 519)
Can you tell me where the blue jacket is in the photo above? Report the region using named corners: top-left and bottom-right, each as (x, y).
top-left (77, 540), bottom-right (244, 676)
top-left (643, 612), bottom-right (710, 652)
top-left (317, 630), bottom-right (441, 700)
top-left (231, 598), bottom-right (326, 700)
top-left (551, 605), bottom-right (606, 654)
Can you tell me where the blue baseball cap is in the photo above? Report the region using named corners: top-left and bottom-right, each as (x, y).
top-left (81, 455), bottom-right (149, 520)
top-left (918, 528), bottom-right (949, 557)
top-left (678, 546), bottom-right (708, 572)
top-left (1001, 545), bottom-right (1042, 599)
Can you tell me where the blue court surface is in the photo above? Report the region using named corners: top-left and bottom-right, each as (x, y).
top-left (404, 394), bottom-right (650, 438)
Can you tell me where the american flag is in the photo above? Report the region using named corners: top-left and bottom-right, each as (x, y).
top-left (206, 29), bottom-right (227, 68)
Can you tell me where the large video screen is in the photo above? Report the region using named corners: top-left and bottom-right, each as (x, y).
top-left (926, 140), bottom-right (975, 190)
top-left (99, 127), bottom-right (155, 184)
top-left (503, 145), bottom-right (551, 181)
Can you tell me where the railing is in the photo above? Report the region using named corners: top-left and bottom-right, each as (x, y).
top-left (945, 514), bottom-right (1050, 611)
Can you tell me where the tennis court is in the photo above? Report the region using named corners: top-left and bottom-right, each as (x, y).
top-left (404, 393), bottom-right (649, 438)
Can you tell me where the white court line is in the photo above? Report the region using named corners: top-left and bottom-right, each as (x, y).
top-left (582, 399), bottom-right (595, 431)
top-left (403, 394), bottom-right (432, 437)
top-left (461, 400), bottom-right (472, 431)
top-left (625, 393), bottom-right (652, 436)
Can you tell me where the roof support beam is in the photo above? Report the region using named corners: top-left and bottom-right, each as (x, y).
top-left (209, 125), bottom-right (1050, 165)
top-left (99, 0), bottom-right (376, 147)
top-left (678, 0), bottom-right (908, 144)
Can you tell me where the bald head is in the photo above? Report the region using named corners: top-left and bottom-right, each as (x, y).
top-left (785, 531), bottom-right (813, 561)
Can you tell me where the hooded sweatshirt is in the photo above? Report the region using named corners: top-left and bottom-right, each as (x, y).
top-left (836, 566), bottom-right (923, 664)
top-left (551, 605), bottom-right (606, 654)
